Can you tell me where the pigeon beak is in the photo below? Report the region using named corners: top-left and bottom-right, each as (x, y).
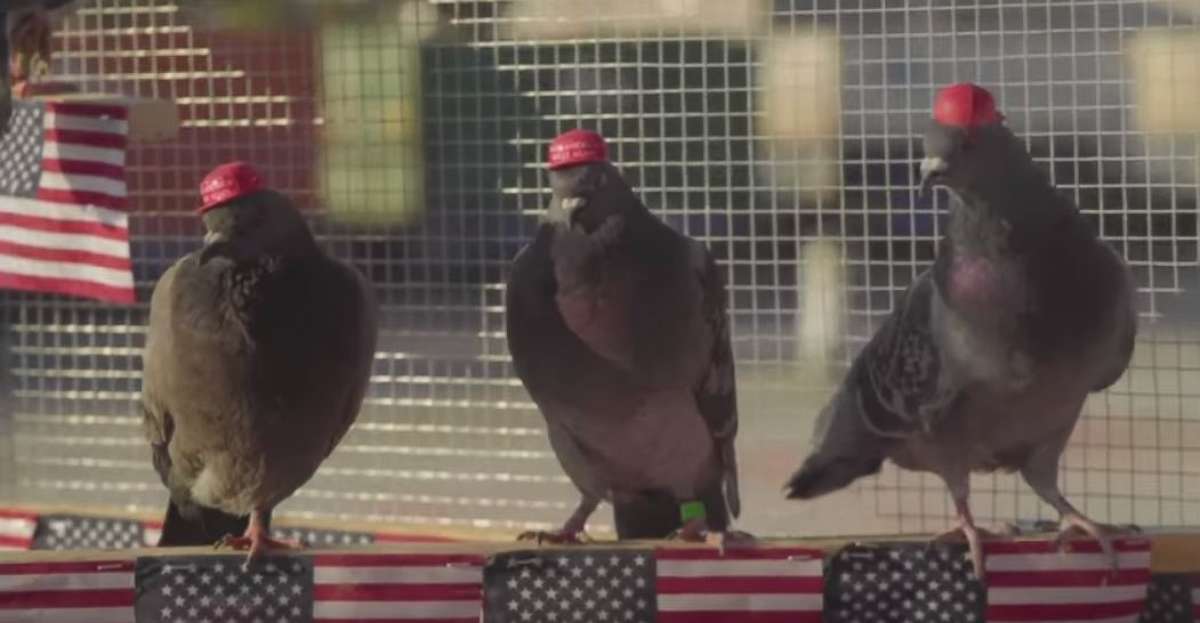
top-left (199, 231), bottom-right (230, 265)
top-left (562, 196), bottom-right (590, 228)
top-left (919, 156), bottom-right (947, 195)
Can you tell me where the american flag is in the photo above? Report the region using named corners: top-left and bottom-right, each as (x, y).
top-left (1137, 574), bottom-right (1197, 623)
top-left (32, 515), bottom-right (150, 551)
top-left (826, 542), bottom-right (985, 623)
top-left (134, 552), bottom-right (484, 623)
top-left (985, 538), bottom-right (1151, 623)
top-left (135, 555), bottom-right (314, 623)
top-left (483, 546), bottom-right (824, 623)
top-left (311, 553), bottom-right (484, 622)
top-left (656, 547), bottom-right (824, 622)
top-left (0, 559), bottom-right (135, 622)
top-left (827, 538), bottom-right (1153, 623)
top-left (0, 100), bottom-right (134, 304)
top-left (0, 510), bottom-right (38, 551)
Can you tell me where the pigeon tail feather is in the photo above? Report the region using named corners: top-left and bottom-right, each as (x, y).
top-left (783, 452), bottom-right (883, 500)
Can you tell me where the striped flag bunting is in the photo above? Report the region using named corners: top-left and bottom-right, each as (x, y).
top-left (984, 538), bottom-right (1151, 623)
top-left (0, 536), bottom-right (1187, 622)
top-left (655, 546), bottom-right (824, 623)
top-left (0, 510), bottom-right (37, 551)
top-left (0, 100), bottom-right (133, 304)
top-left (484, 546), bottom-right (825, 623)
top-left (0, 559), bottom-right (134, 622)
top-left (311, 553), bottom-right (484, 622)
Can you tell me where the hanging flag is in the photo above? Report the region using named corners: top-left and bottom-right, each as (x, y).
top-left (0, 99), bottom-right (133, 304)
top-left (483, 546), bottom-right (825, 623)
top-left (0, 559), bottom-right (134, 622)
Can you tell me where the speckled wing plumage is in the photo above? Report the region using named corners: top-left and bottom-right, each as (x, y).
top-left (691, 241), bottom-right (740, 518)
top-left (855, 270), bottom-right (960, 439)
top-left (142, 244), bottom-right (376, 544)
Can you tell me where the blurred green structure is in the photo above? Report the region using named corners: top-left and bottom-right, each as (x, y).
top-left (318, 4), bottom-right (431, 226)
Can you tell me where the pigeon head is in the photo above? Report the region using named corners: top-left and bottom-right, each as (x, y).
top-left (919, 83), bottom-right (1012, 195)
top-left (543, 129), bottom-right (636, 233)
top-left (195, 162), bottom-right (316, 265)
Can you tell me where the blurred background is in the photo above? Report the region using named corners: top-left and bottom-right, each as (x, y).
top-left (0, 0), bottom-right (1197, 540)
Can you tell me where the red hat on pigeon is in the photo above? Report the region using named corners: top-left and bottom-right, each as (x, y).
top-left (933, 82), bottom-right (1003, 129)
top-left (197, 161), bottom-right (265, 215)
top-left (547, 129), bottom-right (608, 170)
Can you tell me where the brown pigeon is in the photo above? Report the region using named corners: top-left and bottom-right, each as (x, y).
top-left (141, 161), bottom-right (377, 566)
top-left (505, 129), bottom-right (744, 544)
top-left (784, 83), bottom-right (1138, 580)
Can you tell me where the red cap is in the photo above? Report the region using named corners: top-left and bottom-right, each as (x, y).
top-left (933, 82), bottom-right (1003, 129)
top-left (547, 129), bottom-right (608, 170)
top-left (196, 161), bottom-right (265, 215)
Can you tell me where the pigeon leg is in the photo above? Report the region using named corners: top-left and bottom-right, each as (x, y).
top-left (517, 495), bottom-right (598, 544)
top-left (215, 509), bottom-right (302, 569)
top-left (931, 495), bottom-right (988, 580)
top-left (1018, 432), bottom-right (1122, 574)
top-left (931, 472), bottom-right (1006, 580)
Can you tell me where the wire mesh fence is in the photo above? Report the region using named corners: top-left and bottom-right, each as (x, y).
top-left (0, 0), bottom-right (1196, 538)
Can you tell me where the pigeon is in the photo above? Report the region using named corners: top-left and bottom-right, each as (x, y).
top-left (784, 83), bottom-right (1138, 579)
top-left (141, 161), bottom-right (378, 566)
top-left (505, 129), bottom-right (743, 544)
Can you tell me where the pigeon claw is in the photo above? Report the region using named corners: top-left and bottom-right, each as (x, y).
top-left (215, 532), bottom-right (302, 571)
top-left (933, 523), bottom-right (988, 581)
top-left (1053, 513), bottom-right (1133, 579)
top-left (515, 529), bottom-right (591, 545)
top-left (933, 522), bottom-right (1014, 580)
top-left (665, 517), bottom-right (708, 543)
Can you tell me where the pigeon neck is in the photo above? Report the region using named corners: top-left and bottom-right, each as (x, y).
top-left (945, 159), bottom-right (1067, 256)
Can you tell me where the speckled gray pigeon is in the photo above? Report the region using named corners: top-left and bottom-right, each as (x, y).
top-left (506, 129), bottom-right (743, 544)
top-left (784, 83), bottom-right (1138, 579)
top-left (142, 161), bottom-right (377, 566)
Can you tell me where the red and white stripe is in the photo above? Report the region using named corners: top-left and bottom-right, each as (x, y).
top-left (0, 510), bottom-right (37, 551)
top-left (0, 559), bottom-right (134, 622)
top-left (985, 538), bottom-right (1151, 623)
top-left (38, 103), bottom-right (128, 211)
top-left (0, 101), bottom-right (133, 304)
top-left (311, 552), bottom-right (484, 622)
top-left (141, 520), bottom-right (162, 548)
top-left (654, 546), bottom-right (824, 623)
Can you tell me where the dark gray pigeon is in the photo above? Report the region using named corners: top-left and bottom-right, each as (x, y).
top-left (141, 161), bottom-right (377, 566)
top-left (784, 83), bottom-right (1138, 579)
top-left (506, 129), bottom-right (743, 544)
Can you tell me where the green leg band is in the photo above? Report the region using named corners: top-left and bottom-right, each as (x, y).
top-left (680, 500), bottom-right (707, 523)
